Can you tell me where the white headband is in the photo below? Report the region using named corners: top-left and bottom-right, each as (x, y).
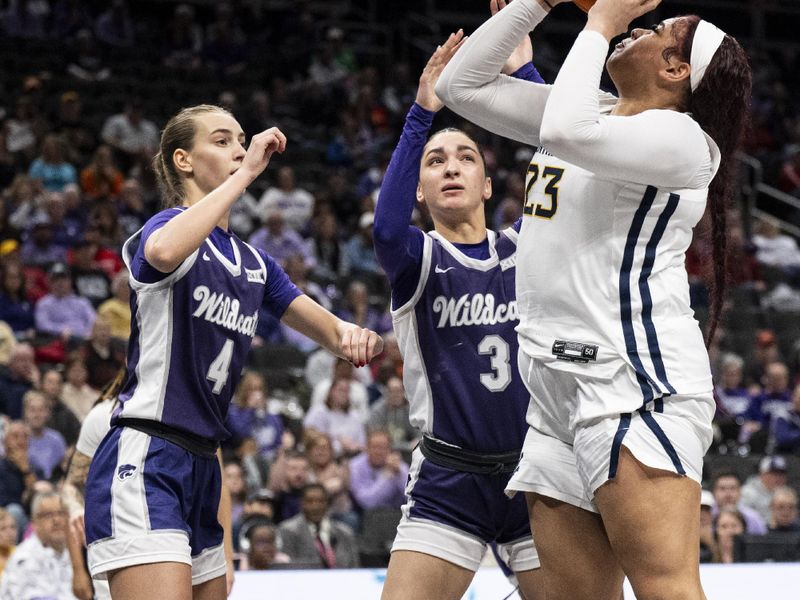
top-left (690, 20), bottom-right (726, 92)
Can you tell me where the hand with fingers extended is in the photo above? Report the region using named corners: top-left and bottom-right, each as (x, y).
top-left (239, 127), bottom-right (287, 184)
top-left (336, 322), bottom-right (384, 368)
top-left (587, 0), bottom-right (663, 40)
top-left (415, 29), bottom-right (468, 112)
top-left (490, 0), bottom-right (533, 74)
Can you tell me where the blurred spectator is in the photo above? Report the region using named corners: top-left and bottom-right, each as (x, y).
top-left (0, 343), bottom-right (39, 419)
top-left (0, 422), bottom-right (38, 534)
top-left (268, 450), bottom-right (310, 524)
top-left (741, 455), bottom-right (789, 522)
top-left (28, 134), bottom-right (77, 193)
top-left (100, 100), bottom-right (159, 170)
top-left (5, 175), bottom-right (42, 233)
top-left (751, 217), bottom-right (800, 279)
top-left (60, 358), bottom-right (96, 420)
top-left (305, 348), bottom-right (373, 392)
top-left (0, 507), bottom-right (16, 575)
top-left (768, 487), bottom-right (800, 533)
top-left (162, 3), bottom-right (203, 70)
top-left (202, 2), bottom-right (247, 76)
top-left (34, 262), bottom-right (96, 341)
top-left (0, 0), bottom-right (48, 39)
top-left (96, 269), bottom-right (131, 342)
top-left (276, 483), bottom-right (359, 568)
top-left (699, 490), bottom-right (716, 563)
top-left (83, 316), bottom-right (124, 390)
top-left (66, 28), bottom-right (112, 82)
top-left (22, 390), bottom-right (66, 482)
top-left (117, 178), bottom-right (148, 238)
top-left (87, 201), bottom-right (123, 249)
top-left (0, 492), bottom-right (73, 600)
top-left (0, 262), bottom-right (35, 337)
top-left (778, 144), bottom-right (800, 195)
top-left (773, 381), bottom-right (800, 452)
top-left (95, 0), bottom-right (135, 48)
top-left (4, 96), bottom-right (43, 162)
top-left (242, 522), bottom-right (289, 570)
top-left (257, 166), bottom-right (314, 233)
top-left (82, 225), bottom-right (124, 278)
top-left (305, 376), bottom-right (366, 457)
top-left (223, 461), bottom-right (247, 526)
top-left (348, 429), bottom-right (408, 511)
top-left (51, 0), bottom-right (92, 39)
top-left (343, 212), bottom-right (382, 282)
top-left (746, 330), bottom-right (782, 386)
top-left (283, 254), bottom-right (329, 309)
top-left (336, 280), bottom-right (391, 335)
top-left (367, 376), bottom-right (414, 446)
top-left (309, 212), bottom-right (348, 284)
top-left (44, 191), bottom-right (82, 248)
top-left (711, 472), bottom-right (768, 534)
top-left (713, 507), bottom-right (747, 564)
top-left (227, 371), bottom-right (284, 462)
top-left (0, 323), bottom-right (14, 367)
top-left (742, 362), bottom-right (793, 443)
top-left (248, 212), bottom-right (313, 268)
top-left (40, 368), bottom-right (81, 446)
top-left (69, 239), bottom-right (111, 307)
top-left (234, 491), bottom-right (278, 553)
top-left (304, 431), bottom-right (355, 529)
top-left (80, 144), bottom-right (124, 201)
top-left (20, 218), bottom-right (68, 268)
top-left (52, 91), bottom-right (96, 166)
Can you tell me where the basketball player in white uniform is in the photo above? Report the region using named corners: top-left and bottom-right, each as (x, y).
top-left (436, 0), bottom-right (752, 598)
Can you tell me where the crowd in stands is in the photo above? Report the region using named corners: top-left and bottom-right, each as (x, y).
top-left (0, 0), bottom-right (798, 595)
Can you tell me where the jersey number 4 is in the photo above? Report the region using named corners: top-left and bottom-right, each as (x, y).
top-left (524, 164), bottom-right (564, 219)
top-left (478, 335), bottom-right (511, 392)
top-left (207, 339), bottom-right (234, 394)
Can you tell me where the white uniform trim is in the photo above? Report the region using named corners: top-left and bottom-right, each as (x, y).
top-left (111, 428), bottom-right (153, 537)
top-left (391, 234), bottom-right (433, 317)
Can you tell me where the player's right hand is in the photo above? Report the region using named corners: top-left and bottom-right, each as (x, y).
top-left (70, 511), bottom-right (86, 547)
top-left (240, 127), bottom-right (287, 183)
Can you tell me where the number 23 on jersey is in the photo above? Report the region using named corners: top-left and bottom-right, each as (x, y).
top-left (524, 163), bottom-right (564, 220)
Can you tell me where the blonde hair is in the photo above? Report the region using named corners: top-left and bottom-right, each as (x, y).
top-left (152, 104), bottom-right (232, 208)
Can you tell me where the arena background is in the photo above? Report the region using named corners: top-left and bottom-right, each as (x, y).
top-left (0, 0), bottom-right (799, 598)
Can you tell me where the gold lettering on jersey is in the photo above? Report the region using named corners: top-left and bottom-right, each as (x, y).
top-left (524, 163), bottom-right (564, 220)
top-left (432, 293), bottom-right (518, 328)
top-left (192, 285), bottom-right (259, 337)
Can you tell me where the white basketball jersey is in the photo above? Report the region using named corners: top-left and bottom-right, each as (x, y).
top-left (515, 145), bottom-right (713, 418)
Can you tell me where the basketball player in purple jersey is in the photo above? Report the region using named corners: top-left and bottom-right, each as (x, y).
top-left (376, 33), bottom-right (545, 600)
top-left (83, 105), bottom-right (383, 600)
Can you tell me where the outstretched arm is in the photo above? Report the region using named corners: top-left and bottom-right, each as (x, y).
top-left (539, 0), bottom-right (712, 188)
top-left (436, 0), bottom-right (555, 146)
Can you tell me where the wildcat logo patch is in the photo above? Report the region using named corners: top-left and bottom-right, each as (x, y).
top-left (117, 464), bottom-right (137, 481)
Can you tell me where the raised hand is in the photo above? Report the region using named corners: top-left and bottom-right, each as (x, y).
top-left (587, 0), bottom-right (662, 39)
top-left (415, 30), bottom-right (467, 112)
top-left (490, 0), bottom-right (533, 74)
top-left (240, 127), bottom-right (287, 184)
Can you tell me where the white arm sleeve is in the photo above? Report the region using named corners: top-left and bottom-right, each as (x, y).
top-left (539, 31), bottom-right (718, 189)
top-left (435, 0), bottom-right (551, 146)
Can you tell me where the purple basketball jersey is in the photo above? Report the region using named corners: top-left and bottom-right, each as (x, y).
top-left (392, 228), bottom-right (529, 453)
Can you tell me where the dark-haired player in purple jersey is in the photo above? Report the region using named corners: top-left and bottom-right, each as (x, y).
top-left (376, 31), bottom-right (544, 600)
top-left (83, 105), bottom-right (383, 600)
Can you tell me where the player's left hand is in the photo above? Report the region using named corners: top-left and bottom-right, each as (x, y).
top-left (490, 0), bottom-right (534, 74)
top-left (337, 323), bottom-right (383, 367)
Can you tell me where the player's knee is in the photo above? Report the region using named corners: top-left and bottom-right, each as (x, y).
top-left (627, 573), bottom-right (703, 600)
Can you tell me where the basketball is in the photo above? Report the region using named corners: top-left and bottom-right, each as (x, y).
top-left (573, 0), bottom-right (596, 12)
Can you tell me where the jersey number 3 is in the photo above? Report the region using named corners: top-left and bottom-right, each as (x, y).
top-left (478, 335), bottom-right (511, 392)
top-left (524, 164), bottom-right (564, 219)
top-left (207, 339), bottom-right (234, 394)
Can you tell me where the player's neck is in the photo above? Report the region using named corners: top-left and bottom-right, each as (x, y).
top-left (434, 219), bottom-right (486, 244)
